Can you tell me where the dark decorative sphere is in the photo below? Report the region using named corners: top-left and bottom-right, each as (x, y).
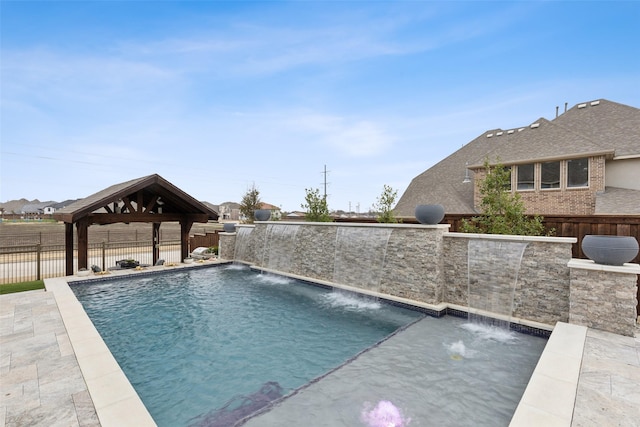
top-left (414, 204), bottom-right (445, 225)
top-left (581, 235), bottom-right (639, 266)
top-left (254, 209), bottom-right (271, 221)
top-left (223, 223), bottom-right (236, 233)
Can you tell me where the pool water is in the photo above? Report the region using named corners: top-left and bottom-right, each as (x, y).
top-left (71, 265), bottom-right (423, 427)
top-left (243, 316), bottom-right (548, 427)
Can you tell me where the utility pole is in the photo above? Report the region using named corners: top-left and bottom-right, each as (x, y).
top-left (321, 165), bottom-right (329, 199)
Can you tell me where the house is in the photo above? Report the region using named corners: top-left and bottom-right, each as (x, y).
top-left (218, 202), bottom-right (241, 221)
top-left (395, 99), bottom-right (640, 217)
top-left (258, 202), bottom-right (282, 220)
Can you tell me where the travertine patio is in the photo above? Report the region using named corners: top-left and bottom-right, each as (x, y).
top-left (1, 279), bottom-right (639, 426)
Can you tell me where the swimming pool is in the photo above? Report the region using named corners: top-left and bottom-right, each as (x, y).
top-left (71, 265), bottom-right (423, 426)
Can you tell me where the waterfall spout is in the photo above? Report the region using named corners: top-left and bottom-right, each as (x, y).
top-left (234, 227), bottom-right (253, 263)
top-left (333, 227), bottom-right (392, 291)
top-left (467, 239), bottom-right (529, 328)
top-left (261, 224), bottom-right (300, 273)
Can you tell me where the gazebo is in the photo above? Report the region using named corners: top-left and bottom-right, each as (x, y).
top-left (53, 174), bottom-right (218, 275)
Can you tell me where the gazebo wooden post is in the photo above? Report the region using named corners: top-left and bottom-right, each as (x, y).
top-left (76, 218), bottom-right (89, 271)
top-left (152, 222), bottom-right (161, 265)
top-left (64, 222), bottom-right (74, 276)
top-left (180, 219), bottom-right (194, 262)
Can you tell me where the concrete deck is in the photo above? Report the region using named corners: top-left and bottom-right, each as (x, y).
top-left (1, 271), bottom-right (639, 426)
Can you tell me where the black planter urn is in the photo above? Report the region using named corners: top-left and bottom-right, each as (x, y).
top-left (254, 209), bottom-right (271, 221)
top-left (223, 223), bottom-right (236, 233)
top-left (414, 204), bottom-right (445, 225)
top-left (581, 235), bottom-right (639, 266)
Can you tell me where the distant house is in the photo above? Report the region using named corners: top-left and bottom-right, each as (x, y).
top-left (219, 202), bottom-right (241, 221)
top-left (395, 99), bottom-right (640, 217)
top-left (259, 202), bottom-right (282, 220)
top-left (21, 202), bottom-right (56, 218)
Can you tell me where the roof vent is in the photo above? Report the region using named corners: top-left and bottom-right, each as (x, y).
top-left (487, 133), bottom-right (493, 138)
top-left (530, 123), bottom-right (540, 129)
top-left (578, 103), bottom-right (587, 109)
top-left (518, 127), bottom-right (525, 132)
top-left (590, 100), bottom-right (600, 106)
top-left (496, 131), bottom-right (503, 136)
top-left (507, 130), bottom-right (514, 134)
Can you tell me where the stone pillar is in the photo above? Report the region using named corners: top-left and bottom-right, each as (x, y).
top-left (568, 259), bottom-right (639, 336)
top-left (219, 232), bottom-right (236, 261)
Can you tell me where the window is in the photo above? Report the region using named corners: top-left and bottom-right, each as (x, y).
top-left (502, 166), bottom-right (512, 191)
top-left (517, 164), bottom-right (534, 190)
top-left (541, 161), bottom-right (560, 189)
top-left (567, 158), bottom-right (589, 188)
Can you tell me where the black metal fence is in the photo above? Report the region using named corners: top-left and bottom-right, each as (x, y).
top-left (0, 240), bottom-right (181, 284)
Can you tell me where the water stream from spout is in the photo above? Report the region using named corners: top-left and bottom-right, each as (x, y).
top-left (333, 227), bottom-right (392, 292)
top-left (467, 239), bottom-right (529, 329)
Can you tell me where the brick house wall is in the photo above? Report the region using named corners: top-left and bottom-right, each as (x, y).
top-left (472, 155), bottom-right (606, 216)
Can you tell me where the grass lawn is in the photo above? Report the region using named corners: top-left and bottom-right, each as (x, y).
top-left (0, 280), bottom-right (45, 295)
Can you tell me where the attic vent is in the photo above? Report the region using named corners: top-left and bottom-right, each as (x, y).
top-left (578, 103), bottom-right (587, 109)
top-left (496, 131), bottom-right (503, 136)
top-left (487, 133), bottom-right (494, 138)
top-left (507, 130), bottom-right (515, 134)
top-left (530, 123), bottom-right (540, 129)
top-left (590, 100), bottom-right (600, 106)
top-left (518, 127), bottom-right (525, 132)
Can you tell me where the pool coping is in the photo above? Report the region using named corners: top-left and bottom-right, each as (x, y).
top-left (45, 261), bottom-right (583, 427)
top-left (45, 261), bottom-right (230, 427)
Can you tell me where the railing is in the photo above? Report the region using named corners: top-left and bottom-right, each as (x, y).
top-left (0, 229), bottom-right (181, 245)
top-left (0, 240), bottom-right (181, 284)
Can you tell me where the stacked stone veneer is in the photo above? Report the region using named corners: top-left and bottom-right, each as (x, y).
top-left (568, 259), bottom-right (640, 336)
top-left (443, 234), bottom-right (575, 325)
top-left (219, 222), bottom-right (638, 333)
top-left (221, 223), bottom-right (449, 304)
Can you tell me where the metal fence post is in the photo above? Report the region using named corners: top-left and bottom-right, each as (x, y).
top-left (36, 244), bottom-right (42, 280)
top-left (102, 241), bottom-right (106, 271)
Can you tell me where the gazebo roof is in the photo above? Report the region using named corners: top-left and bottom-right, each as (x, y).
top-left (54, 174), bottom-right (218, 224)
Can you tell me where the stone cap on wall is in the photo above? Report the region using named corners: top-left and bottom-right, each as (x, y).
top-left (568, 258), bottom-right (640, 274)
top-left (250, 221), bottom-right (452, 229)
top-left (445, 232), bottom-right (577, 244)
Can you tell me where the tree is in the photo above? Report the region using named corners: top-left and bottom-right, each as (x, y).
top-left (239, 185), bottom-right (262, 223)
top-left (461, 159), bottom-right (549, 236)
top-left (301, 188), bottom-right (332, 222)
top-left (373, 184), bottom-right (399, 223)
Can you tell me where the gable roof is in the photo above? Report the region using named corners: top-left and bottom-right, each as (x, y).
top-left (54, 174), bottom-right (218, 224)
top-left (467, 117), bottom-right (612, 168)
top-left (259, 202), bottom-right (281, 210)
top-left (553, 100), bottom-right (640, 158)
top-left (395, 99), bottom-right (640, 216)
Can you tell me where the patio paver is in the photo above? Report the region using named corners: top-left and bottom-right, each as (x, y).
top-left (0, 290), bottom-right (100, 427)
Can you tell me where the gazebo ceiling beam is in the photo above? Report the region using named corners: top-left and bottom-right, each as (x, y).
top-left (136, 191), bottom-right (144, 213)
top-left (145, 195), bottom-right (159, 213)
top-left (87, 212), bottom-right (209, 225)
top-left (122, 197), bottom-right (136, 214)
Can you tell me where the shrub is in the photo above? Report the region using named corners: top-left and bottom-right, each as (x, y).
top-left (461, 159), bottom-right (550, 236)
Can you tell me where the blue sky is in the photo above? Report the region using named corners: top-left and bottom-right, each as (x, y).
top-left (2, 1), bottom-right (639, 212)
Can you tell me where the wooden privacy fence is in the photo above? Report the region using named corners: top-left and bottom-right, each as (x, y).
top-left (188, 230), bottom-right (221, 251)
top-left (441, 214), bottom-right (640, 263)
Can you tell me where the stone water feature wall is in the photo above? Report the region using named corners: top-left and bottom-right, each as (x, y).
top-left (568, 259), bottom-right (640, 336)
top-left (222, 223), bottom-right (449, 304)
top-left (219, 222), bottom-right (639, 333)
top-left (443, 234), bottom-right (576, 325)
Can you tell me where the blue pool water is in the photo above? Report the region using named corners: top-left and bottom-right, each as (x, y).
top-left (71, 265), bottom-right (423, 427)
